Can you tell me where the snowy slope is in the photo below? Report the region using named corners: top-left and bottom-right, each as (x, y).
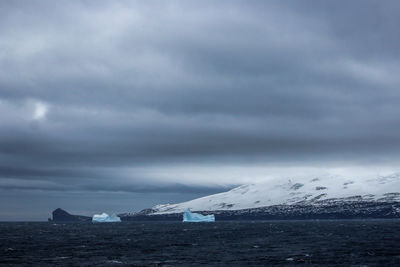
top-left (152, 173), bottom-right (400, 214)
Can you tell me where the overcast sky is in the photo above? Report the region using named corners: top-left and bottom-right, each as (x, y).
top-left (1, 0), bottom-right (400, 220)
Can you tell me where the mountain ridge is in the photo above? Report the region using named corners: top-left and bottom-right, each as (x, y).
top-left (149, 172), bottom-right (400, 215)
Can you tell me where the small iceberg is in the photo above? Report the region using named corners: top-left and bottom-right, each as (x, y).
top-left (183, 209), bottom-right (215, 222)
top-left (92, 213), bottom-right (121, 223)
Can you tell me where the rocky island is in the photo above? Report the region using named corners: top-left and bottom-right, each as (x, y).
top-left (48, 208), bottom-right (91, 222)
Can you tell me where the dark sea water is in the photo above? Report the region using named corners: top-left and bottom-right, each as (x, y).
top-left (1, 220), bottom-right (400, 266)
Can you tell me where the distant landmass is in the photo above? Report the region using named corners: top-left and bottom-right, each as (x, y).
top-left (49, 208), bottom-right (91, 222)
top-left (49, 173), bottom-right (400, 222)
top-left (50, 201), bottom-right (400, 222)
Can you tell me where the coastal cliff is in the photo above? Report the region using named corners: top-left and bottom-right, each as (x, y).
top-left (49, 208), bottom-right (91, 222)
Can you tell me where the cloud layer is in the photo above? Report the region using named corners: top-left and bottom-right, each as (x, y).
top-left (1, 1), bottom-right (400, 219)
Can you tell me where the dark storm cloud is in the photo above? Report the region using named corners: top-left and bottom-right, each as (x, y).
top-left (1, 0), bottom-right (400, 198)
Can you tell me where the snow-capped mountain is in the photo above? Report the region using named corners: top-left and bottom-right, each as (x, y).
top-left (152, 173), bottom-right (400, 214)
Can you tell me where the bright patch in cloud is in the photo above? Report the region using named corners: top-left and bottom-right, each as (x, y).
top-left (33, 102), bottom-right (48, 120)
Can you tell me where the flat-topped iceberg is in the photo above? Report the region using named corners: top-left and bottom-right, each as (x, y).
top-left (183, 209), bottom-right (215, 222)
top-left (92, 213), bottom-right (121, 223)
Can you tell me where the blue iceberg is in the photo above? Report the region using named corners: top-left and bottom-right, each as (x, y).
top-left (183, 209), bottom-right (215, 222)
top-left (92, 213), bottom-right (121, 223)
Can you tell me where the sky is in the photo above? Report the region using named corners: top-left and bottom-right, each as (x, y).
top-left (1, 0), bottom-right (400, 220)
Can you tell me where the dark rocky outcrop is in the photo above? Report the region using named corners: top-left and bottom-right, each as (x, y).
top-left (49, 208), bottom-right (91, 222)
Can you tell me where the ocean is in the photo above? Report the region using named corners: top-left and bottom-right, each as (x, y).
top-left (1, 220), bottom-right (400, 266)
